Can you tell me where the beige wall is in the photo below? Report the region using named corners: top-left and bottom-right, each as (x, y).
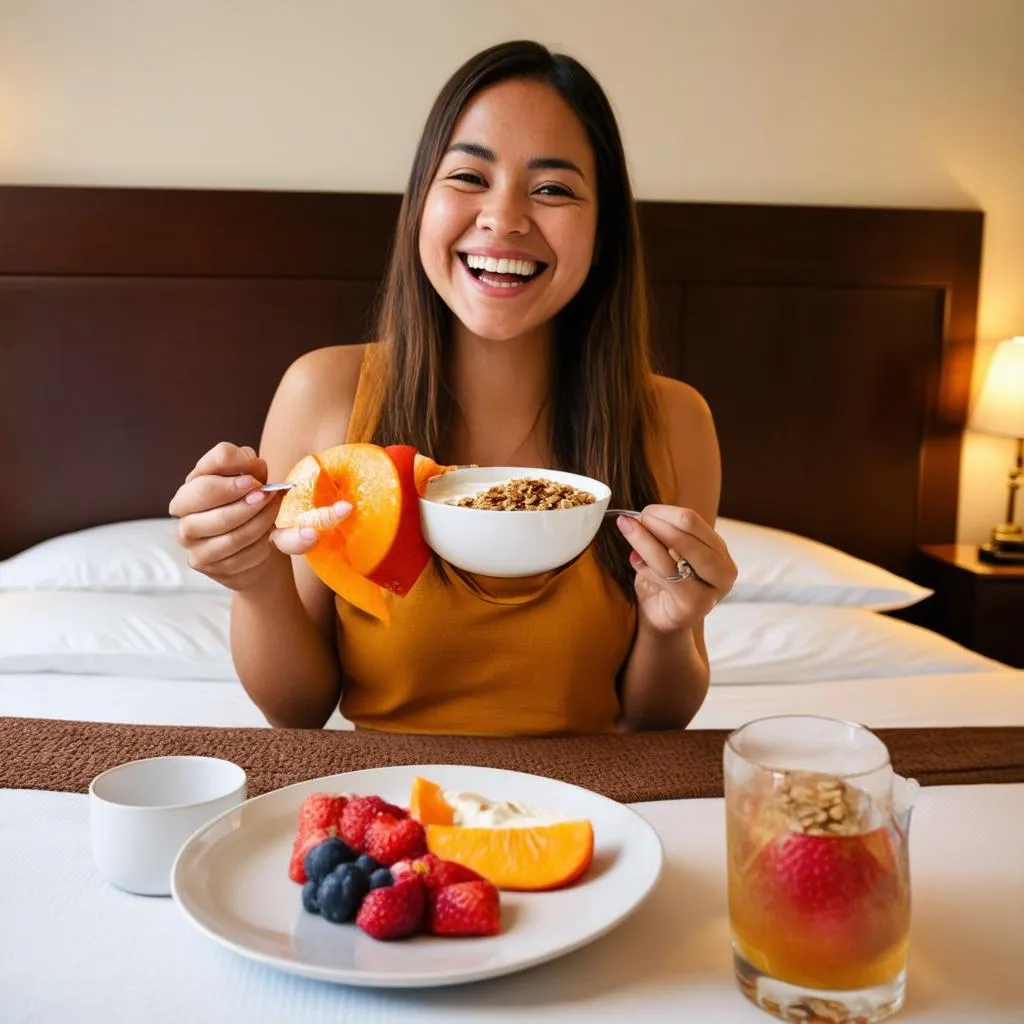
top-left (2, 0), bottom-right (1022, 543)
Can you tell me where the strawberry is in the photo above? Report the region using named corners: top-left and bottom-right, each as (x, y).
top-left (393, 853), bottom-right (483, 890)
top-left (755, 831), bottom-right (892, 925)
top-left (288, 827), bottom-right (331, 884)
top-left (297, 793), bottom-right (348, 834)
top-left (339, 796), bottom-right (405, 851)
top-left (364, 814), bottom-right (427, 867)
top-left (356, 875), bottom-right (426, 940)
top-left (427, 880), bottom-right (501, 937)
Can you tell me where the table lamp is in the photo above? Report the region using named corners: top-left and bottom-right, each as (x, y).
top-left (969, 335), bottom-right (1024, 563)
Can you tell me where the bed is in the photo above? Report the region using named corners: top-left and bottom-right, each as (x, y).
top-left (1, 184), bottom-right (1021, 731)
top-left (3, 186), bottom-right (1023, 1024)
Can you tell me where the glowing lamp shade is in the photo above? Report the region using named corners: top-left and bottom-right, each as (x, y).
top-left (969, 337), bottom-right (1024, 439)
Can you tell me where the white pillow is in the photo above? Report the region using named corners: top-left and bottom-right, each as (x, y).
top-left (0, 519), bottom-right (226, 595)
top-left (0, 591), bottom-right (238, 680)
top-left (717, 518), bottom-right (932, 611)
top-left (705, 602), bottom-right (1007, 684)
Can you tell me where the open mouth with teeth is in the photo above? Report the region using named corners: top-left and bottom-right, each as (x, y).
top-left (458, 252), bottom-right (547, 289)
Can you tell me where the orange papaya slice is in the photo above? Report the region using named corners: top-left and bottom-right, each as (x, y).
top-left (366, 445), bottom-right (432, 596)
top-left (276, 444), bottom-right (400, 619)
top-left (413, 452), bottom-right (454, 497)
top-left (276, 443), bottom-right (456, 621)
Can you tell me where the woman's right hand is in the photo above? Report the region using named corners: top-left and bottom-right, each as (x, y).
top-left (169, 441), bottom-right (349, 592)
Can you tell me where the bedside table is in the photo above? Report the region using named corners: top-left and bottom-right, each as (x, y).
top-left (916, 544), bottom-right (1024, 668)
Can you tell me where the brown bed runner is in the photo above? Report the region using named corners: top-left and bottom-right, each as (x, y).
top-left (2, 717), bottom-right (1022, 802)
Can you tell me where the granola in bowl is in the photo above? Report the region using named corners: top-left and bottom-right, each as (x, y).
top-left (419, 466), bottom-right (611, 576)
top-left (447, 477), bottom-right (597, 512)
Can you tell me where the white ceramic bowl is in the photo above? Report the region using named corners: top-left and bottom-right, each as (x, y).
top-left (418, 466), bottom-right (612, 577)
top-left (89, 756), bottom-right (247, 896)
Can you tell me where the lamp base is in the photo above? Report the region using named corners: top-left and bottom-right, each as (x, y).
top-left (979, 541), bottom-right (1024, 565)
top-left (992, 521), bottom-right (1024, 546)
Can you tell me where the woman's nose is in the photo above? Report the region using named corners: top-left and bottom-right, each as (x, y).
top-left (476, 187), bottom-right (530, 236)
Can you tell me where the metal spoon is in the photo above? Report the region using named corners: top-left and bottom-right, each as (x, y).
top-left (259, 481), bottom-right (639, 514)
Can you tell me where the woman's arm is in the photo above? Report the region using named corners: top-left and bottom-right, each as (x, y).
top-left (617, 377), bottom-right (736, 730)
top-left (229, 345), bottom-right (366, 728)
top-left (230, 546), bottom-right (342, 728)
top-left (618, 615), bottom-right (711, 731)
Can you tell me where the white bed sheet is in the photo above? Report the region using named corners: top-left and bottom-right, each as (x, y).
top-left (2, 668), bottom-right (1022, 729)
top-left (691, 670), bottom-right (1024, 729)
top-left (0, 674), bottom-right (349, 729)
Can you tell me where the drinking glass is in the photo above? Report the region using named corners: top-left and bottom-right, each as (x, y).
top-left (725, 715), bottom-right (915, 1023)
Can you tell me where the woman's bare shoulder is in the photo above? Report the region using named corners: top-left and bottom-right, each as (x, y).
top-left (259, 344), bottom-right (368, 477)
top-left (280, 344), bottom-right (367, 405)
top-left (650, 373), bottom-right (721, 518)
top-left (651, 373), bottom-right (713, 430)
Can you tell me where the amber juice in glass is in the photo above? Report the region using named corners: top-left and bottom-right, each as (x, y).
top-left (725, 716), bottom-right (912, 1023)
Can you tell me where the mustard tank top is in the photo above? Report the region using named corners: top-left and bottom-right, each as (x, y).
top-left (335, 347), bottom-right (671, 736)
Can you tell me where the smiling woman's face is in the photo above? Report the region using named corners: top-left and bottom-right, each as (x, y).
top-left (418, 78), bottom-right (599, 343)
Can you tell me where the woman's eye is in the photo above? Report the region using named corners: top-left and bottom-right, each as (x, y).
top-left (534, 183), bottom-right (574, 198)
top-left (448, 172), bottom-right (485, 186)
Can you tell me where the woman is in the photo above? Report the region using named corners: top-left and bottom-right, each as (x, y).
top-left (169, 40), bottom-right (737, 735)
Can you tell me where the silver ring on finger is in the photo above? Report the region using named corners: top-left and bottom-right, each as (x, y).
top-left (664, 557), bottom-right (698, 583)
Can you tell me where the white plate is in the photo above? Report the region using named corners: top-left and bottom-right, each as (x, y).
top-left (171, 764), bottom-right (663, 988)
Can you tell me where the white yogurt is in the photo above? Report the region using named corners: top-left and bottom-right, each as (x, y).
top-left (443, 790), bottom-right (564, 829)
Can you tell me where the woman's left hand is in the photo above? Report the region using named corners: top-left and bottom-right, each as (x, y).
top-left (616, 505), bottom-right (737, 634)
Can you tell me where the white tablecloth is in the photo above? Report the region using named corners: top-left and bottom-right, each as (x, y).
top-left (2, 784), bottom-right (1022, 1023)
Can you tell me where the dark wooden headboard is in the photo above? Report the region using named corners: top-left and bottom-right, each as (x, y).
top-left (0, 186), bottom-right (982, 578)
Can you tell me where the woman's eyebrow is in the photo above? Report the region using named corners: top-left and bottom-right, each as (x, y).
top-left (446, 141), bottom-right (495, 161)
top-left (529, 156), bottom-right (585, 177)
top-left (445, 142), bottom-right (585, 179)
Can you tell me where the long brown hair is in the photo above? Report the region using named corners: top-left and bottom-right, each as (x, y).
top-left (369, 40), bottom-right (662, 600)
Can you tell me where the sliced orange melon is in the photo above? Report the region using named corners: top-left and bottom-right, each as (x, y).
top-left (276, 443), bottom-right (457, 622)
top-left (425, 820), bottom-right (594, 891)
top-left (276, 444), bottom-right (401, 620)
top-left (409, 776), bottom-right (455, 826)
top-left (367, 446), bottom-right (433, 596)
top-left (320, 443), bottom-right (403, 576)
top-left (413, 453), bottom-right (454, 497)
top-left (320, 559), bottom-right (389, 621)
